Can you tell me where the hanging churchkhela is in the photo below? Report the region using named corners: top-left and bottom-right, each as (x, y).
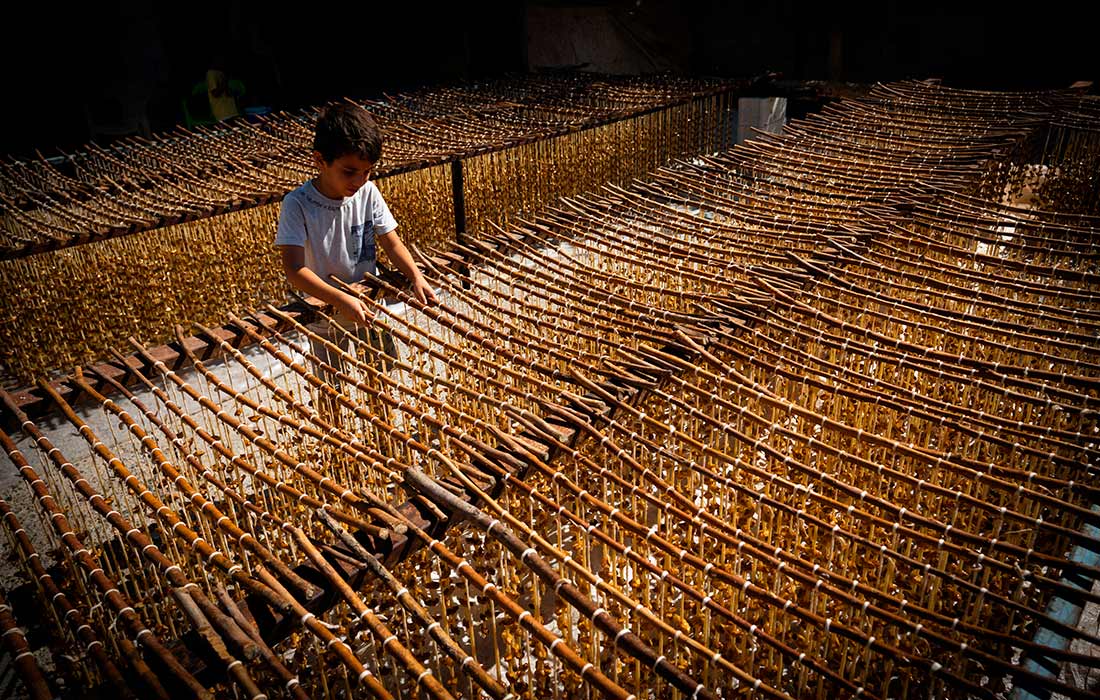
top-left (0, 80), bottom-right (1098, 698)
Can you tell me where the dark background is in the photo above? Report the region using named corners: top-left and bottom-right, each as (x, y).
top-left (2, 1), bottom-right (1094, 160)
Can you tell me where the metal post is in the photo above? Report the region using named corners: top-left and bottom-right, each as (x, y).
top-left (451, 158), bottom-right (471, 289)
top-left (451, 158), bottom-right (466, 244)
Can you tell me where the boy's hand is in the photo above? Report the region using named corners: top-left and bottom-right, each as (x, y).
top-left (411, 278), bottom-right (439, 307)
top-left (335, 293), bottom-right (370, 326)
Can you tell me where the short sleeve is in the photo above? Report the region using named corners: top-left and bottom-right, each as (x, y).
top-left (274, 194), bottom-right (307, 247)
top-left (372, 188), bottom-right (398, 236)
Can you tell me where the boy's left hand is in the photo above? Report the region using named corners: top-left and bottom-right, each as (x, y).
top-left (411, 279), bottom-right (439, 306)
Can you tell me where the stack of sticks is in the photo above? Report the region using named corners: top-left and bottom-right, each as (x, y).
top-left (0, 79), bottom-right (1097, 699)
top-left (0, 74), bottom-right (738, 382)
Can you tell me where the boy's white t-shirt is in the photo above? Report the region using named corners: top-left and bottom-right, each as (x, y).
top-left (274, 179), bottom-right (398, 285)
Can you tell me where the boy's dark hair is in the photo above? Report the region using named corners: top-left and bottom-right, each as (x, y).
top-left (313, 103), bottom-right (383, 164)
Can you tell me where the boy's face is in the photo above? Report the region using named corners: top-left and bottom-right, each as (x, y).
top-left (313, 151), bottom-right (375, 199)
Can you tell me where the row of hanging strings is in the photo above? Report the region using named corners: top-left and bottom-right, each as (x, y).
top-left (1, 79), bottom-right (1098, 699)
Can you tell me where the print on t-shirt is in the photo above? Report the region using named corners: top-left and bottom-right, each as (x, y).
top-left (349, 221), bottom-right (376, 264)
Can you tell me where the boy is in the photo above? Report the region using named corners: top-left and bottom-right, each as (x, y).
top-left (276, 101), bottom-right (437, 323)
top-left (275, 102), bottom-right (436, 413)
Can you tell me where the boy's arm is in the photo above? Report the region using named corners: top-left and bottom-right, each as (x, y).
top-left (377, 231), bottom-right (438, 306)
top-left (278, 245), bottom-right (370, 325)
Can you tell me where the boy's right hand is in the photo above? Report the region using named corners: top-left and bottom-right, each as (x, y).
top-left (335, 293), bottom-right (369, 326)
